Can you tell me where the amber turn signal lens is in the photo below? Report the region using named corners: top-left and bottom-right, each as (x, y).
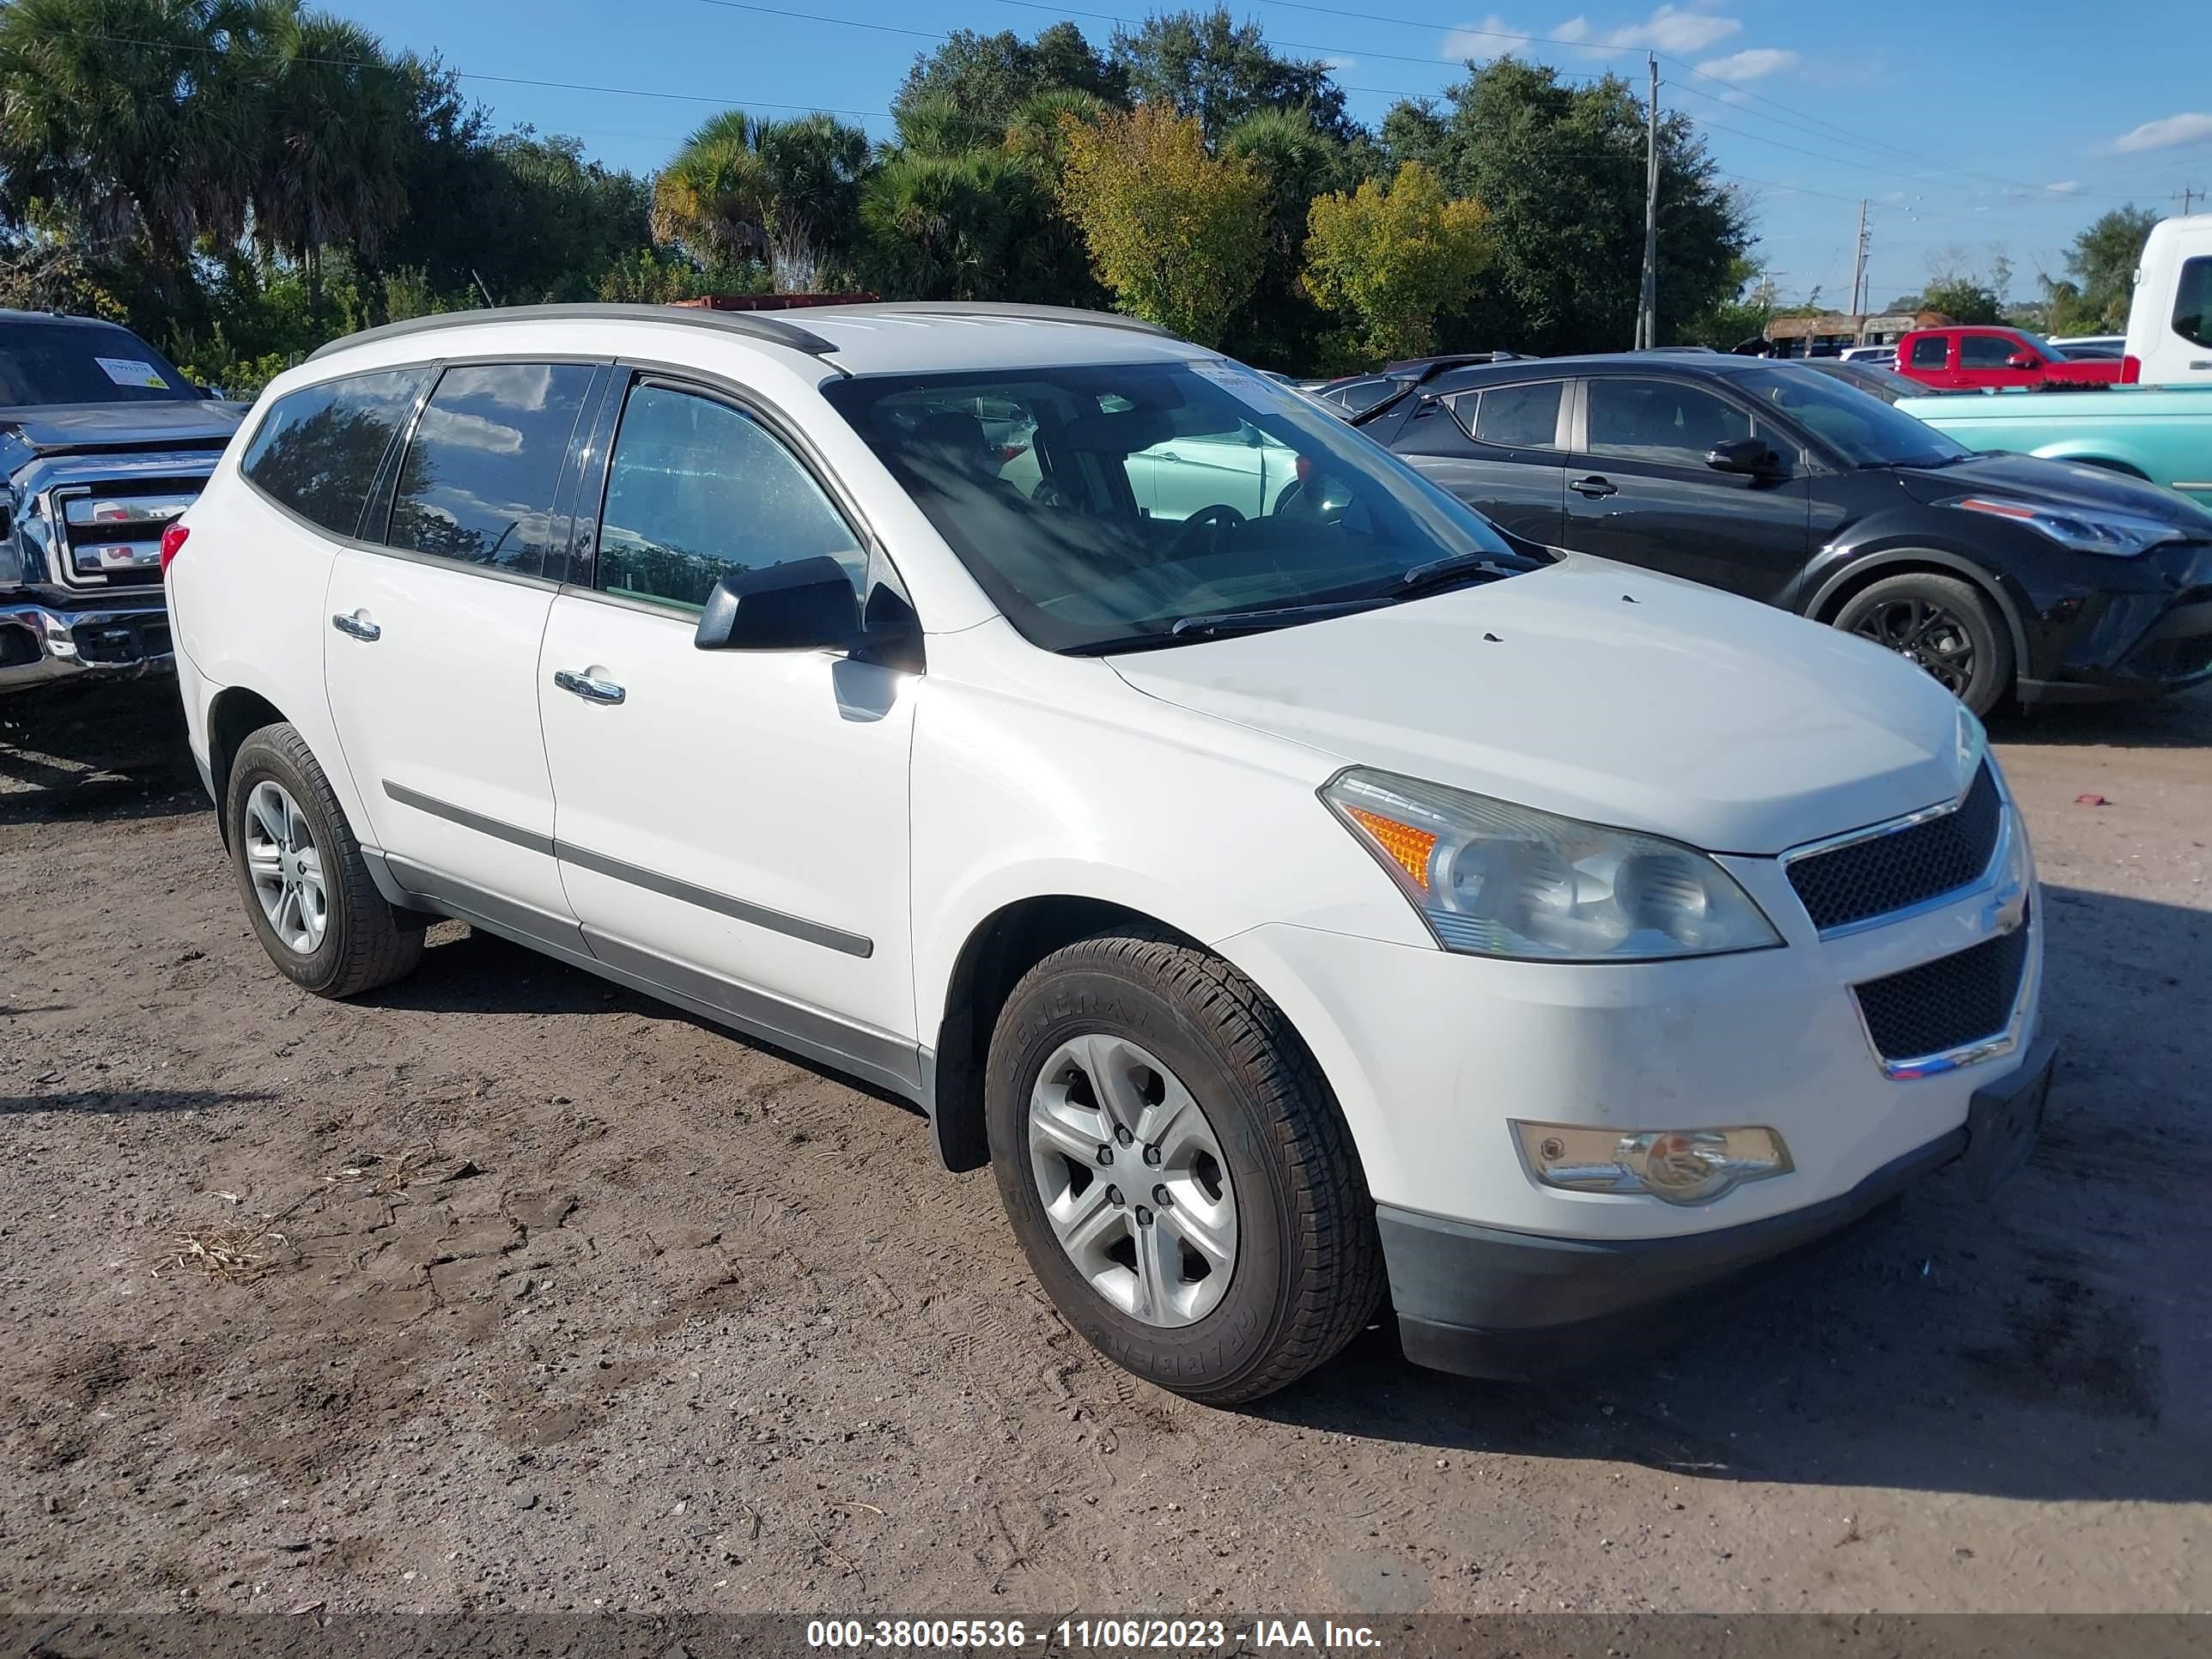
top-left (1344, 806), bottom-right (1437, 892)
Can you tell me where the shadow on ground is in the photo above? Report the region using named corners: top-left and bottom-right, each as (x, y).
top-left (1262, 882), bottom-right (2210, 1505)
top-left (0, 1089), bottom-right (278, 1116)
top-left (0, 681), bottom-right (201, 823)
top-left (1991, 679), bottom-right (2212, 750)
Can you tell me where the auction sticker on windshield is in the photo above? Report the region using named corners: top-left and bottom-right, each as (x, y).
top-left (95, 356), bottom-right (170, 389)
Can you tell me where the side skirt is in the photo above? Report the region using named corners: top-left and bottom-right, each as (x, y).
top-left (377, 852), bottom-right (927, 1108)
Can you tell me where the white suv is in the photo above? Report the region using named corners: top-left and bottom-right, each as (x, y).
top-left (167, 302), bottom-right (2054, 1402)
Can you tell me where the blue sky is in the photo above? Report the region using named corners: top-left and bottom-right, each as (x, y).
top-left (334, 0), bottom-right (2211, 311)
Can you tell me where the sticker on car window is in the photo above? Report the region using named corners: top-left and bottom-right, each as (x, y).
top-left (95, 356), bottom-right (170, 389)
top-left (1188, 357), bottom-right (1304, 413)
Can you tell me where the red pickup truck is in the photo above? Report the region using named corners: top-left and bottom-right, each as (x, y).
top-left (1894, 325), bottom-right (2124, 390)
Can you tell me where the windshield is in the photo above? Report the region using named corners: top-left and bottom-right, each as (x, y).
top-left (1731, 365), bottom-right (1969, 468)
top-left (0, 319), bottom-right (197, 405)
top-left (823, 358), bottom-right (1529, 653)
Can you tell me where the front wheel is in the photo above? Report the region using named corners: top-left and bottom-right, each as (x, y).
top-left (225, 722), bottom-right (424, 998)
top-left (1833, 571), bottom-right (2014, 716)
top-left (985, 931), bottom-right (1384, 1405)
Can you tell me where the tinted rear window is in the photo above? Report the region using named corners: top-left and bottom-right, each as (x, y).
top-left (1908, 336), bottom-right (1948, 368)
top-left (2175, 257), bottom-right (2212, 349)
top-left (0, 320), bottom-right (195, 404)
top-left (241, 369), bottom-right (434, 537)
top-left (386, 363), bottom-right (597, 577)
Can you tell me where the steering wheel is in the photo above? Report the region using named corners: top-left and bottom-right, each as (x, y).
top-left (1167, 501), bottom-right (1248, 560)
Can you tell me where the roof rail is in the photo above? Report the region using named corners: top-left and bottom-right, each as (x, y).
top-left (305, 301), bottom-right (839, 362)
top-left (817, 301), bottom-right (1181, 340)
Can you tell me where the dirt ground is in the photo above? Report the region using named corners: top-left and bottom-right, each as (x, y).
top-left (1, 679), bottom-right (2206, 1620)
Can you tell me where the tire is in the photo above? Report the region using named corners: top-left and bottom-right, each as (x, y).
top-left (1832, 571), bottom-right (2014, 717)
top-left (224, 721), bottom-right (424, 998)
top-left (985, 930), bottom-right (1384, 1405)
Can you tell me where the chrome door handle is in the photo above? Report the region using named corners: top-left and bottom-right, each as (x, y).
top-left (553, 668), bottom-right (625, 705)
top-left (331, 611), bottom-right (380, 641)
top-left (1569, 476), bottom-right (1618, 499)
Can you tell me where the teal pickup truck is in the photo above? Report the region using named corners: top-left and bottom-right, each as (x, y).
top-left (1896, 386), bottom-right (2212, 505)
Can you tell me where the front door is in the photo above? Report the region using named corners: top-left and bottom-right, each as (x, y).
top-left (1955, 331), bottom-right (2041, 390)
top-left (324, 361), bottom-right (602, 925)
top-left (1392, 378), bottom-right (1569, 546)
top-left (1559, 375), bottom-right (1810, 602)
top-left (536, 374), bottom-right (920, 1096)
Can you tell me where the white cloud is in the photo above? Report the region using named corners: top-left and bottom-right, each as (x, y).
top-left (1439, 15), bottom-right (1530, 63)
top-left (2111, 112), bottom-right (2212, 154)
top-left (1694, 46), bottom-right (1798, 82)
top-left (1441, 7), bottom-right (1743, 65)
top-left (2045, 179), bottom-right (2080, 193)
top-left (1573, 5), bottom-right (1742, 56)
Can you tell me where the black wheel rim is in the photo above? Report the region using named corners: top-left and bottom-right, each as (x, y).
top-left (1851, 598), bottom-right (1977, 696)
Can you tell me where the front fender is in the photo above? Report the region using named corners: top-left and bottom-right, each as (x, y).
top-left (1791, 526), bottom-right (2033, 674)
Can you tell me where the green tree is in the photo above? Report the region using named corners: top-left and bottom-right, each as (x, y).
top-left (2060, 205), bottom-right (2160, 331)
top-left (240, 6), bottom-right (415, 321)
top-left (859, 96), bottom-right (1097, 305)
top-left (1056, 103), bottom-right (1268, 343)
top-left (652, 110), bottom-right (868, 292)
top-left (1220, 106), bottom-right (1346, 367)
top-left (1303, 162), bottom-right (1488, 363)
top-left (1919, 276), bottom-right (2003, 325)
top-left (1110, 9), bottom-right (1354, 144)
top-left (1377, 59), bottom-right (1748, 355)
top-left (892, 23), bottom-right (1125, 127)
top-left (1680, 257), bottom-right (1775, 349)
top-left (0, 0), bottom-right (261, 287)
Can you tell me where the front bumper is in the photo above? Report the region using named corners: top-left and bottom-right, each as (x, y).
top-left (1382, 1037), bottom-right (2056, 1377)
top-left (0, 599), bottom-right (174, 695)
top-left (2015, 541), bottom-right (2212, 702)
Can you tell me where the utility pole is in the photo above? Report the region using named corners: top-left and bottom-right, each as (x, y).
top-left (1848, 198), bottom-right (1869, 322)
top-left (2179, 185), bottom-right (2202, 217)
top-left (1638, 53), bottom-right (1658, 349)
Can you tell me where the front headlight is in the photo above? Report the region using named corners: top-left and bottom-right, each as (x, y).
top-left (1948, 495), bottom-right (2185, 558)
top-left (1322, 769), bottom-right (1782, 962)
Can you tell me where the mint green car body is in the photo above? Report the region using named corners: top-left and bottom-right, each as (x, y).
top-left (1895, 387), bottom-right (2212, 507)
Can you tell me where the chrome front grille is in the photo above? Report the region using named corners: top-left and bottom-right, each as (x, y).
top-left (56, 483), bottom-right (198, 586)
top-left (1785, 762), bottom-right (2003, 935)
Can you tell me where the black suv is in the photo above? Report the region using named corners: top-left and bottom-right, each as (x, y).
top-left (1358, 354), bottom-right (2212, 714)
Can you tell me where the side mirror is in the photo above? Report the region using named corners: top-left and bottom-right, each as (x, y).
top-left (1705, 436), bottom-right (1781, 477)
top-left (695, 556), bottom-right (860, 653)
top-left (2006, 352), bottom-right (2038, 370)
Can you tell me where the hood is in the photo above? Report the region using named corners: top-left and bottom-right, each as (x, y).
top-left (0, 399), bottom-right (246, 456)
top-left (1894, 450), bottom-right (2212, 531)
top-left (1110, 556), bottom-right (1971, 856)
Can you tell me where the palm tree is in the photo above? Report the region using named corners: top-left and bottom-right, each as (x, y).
top-left (0, 0), bottom-right (258, 287)
top-left (238, 4), bottom-right (412, 322)
top-left (653, 110), bottom-right (867, 292)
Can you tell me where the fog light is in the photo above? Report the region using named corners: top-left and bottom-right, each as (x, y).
top-left (1512, 1121), bottom-right (1792, 1205)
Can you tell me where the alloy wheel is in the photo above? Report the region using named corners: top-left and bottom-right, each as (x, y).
top-left (1026, 1033), bottom-right (1238, 1328)
top-left (243, 779), bottom-right (328, 955)
top-left (1851, 597), bottom-right (1977, 696)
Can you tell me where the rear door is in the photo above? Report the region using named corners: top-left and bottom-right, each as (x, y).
top-left (323, 360), bottom-right (605, 927)
top-left (1559, 374), bottom-right (1811, 601)
top-left (1389, 377), bottom-right (1569, 545)
top-left (1902, 332), bottom-right (1956, 388)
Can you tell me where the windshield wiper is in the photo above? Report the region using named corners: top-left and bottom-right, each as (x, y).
top-left (1377, 551), bottom-right (1535, 599)
top-left (1063, 598), bottom-right (1385, 655)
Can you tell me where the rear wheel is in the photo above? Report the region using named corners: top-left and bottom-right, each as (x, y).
top-left (225, 723), bottom-right (423, 998)
top-left (1834, 571), bottom-right (2014, 716)
top-left (985, 930), bottom-right (1383, 1405)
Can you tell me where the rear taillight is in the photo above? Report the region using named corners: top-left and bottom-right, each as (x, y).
top-left (2120, 355), bottom-right (2142, 384)
top-left (159, 522), bottom-right (189, 572)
